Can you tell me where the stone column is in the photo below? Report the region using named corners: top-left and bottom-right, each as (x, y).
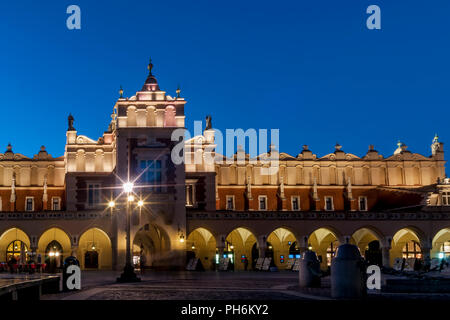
top-left (381, 246), bottom-right (391, 268)
top-left (257, 235), bottom-right (267, 259)
top-left (298, 235), bottom-right (309, 254)
top-left (71, 246), bottom-right (78, 258)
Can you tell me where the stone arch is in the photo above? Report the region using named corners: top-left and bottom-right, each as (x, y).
top-left (225, 227), bottom-right (257, 270)
top-left (308, 227), bottom-right (340, 270)
top-left (0, 228), bottom-right (31, 263)
top-left (37, 227), bottom-right (72, 265)
top-left (350, 227), bottom-right (384, 263)
top-left (431, 227), bottom-right (450, 259)
top-left (266, 227), bottom-right (298, 269)
top-left (391, 227), bottom-right (425, 266)
top-left (133, 223), bottom-right (171, 269)
top-left (187, 228), bottom-right (216, 270)
top-left (78, 227), bottom-right (112, 270)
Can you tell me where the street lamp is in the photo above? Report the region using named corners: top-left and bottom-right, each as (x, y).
top-left (117, 182), bottom-right (141, 283)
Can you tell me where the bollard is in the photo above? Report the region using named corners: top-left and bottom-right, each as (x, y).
top-left (298, 250), bottom-right (321, 288)
top-left (331, 244), bottom-right (366, 299)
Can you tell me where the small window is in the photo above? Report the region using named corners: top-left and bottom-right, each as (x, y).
top-left (359, 196), bottom-right (368, 211)
top-left (87, 184), bottom-right (101, 207)
top-left (0, 196), bottom-right (2, 211)
top-left (443, 191), bottom-right (450, 206)
top-left (185, 184), bottom-right (196, 207)
top-left (140, 160), bottom-right (162, 192)
top-left (258, 196), bottom-right (267, 211)
top-left (291, 196), bottom-right (300, 211)
top-left (324, 196), bottom-right (334, 211)
top-left (226, 196), bottom-right (235, 211)
top-left (52, 197), bottom-right (61, 211)
top-left (25, 197), bottom-right (34, 212)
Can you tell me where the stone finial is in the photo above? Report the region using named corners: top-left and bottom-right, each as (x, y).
top-left (176, 85), bottom-right (181, 98)
top-left (369, 144), bottom-right (374, 151)
top-left (302, 145), bottom-right (309, 151)
top-left (335, 143), bottom-right (342, 151)
top-left (119, 85), bottom-right (124, 98)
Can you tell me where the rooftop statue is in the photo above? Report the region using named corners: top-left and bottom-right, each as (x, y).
top-left (205, 115), bottom-right (212, 130)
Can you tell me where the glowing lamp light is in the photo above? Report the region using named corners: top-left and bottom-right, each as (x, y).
top-left (137, 200), bottom-right (144, 207)
top-left (191, 245), bottom-right (196, 250)
top-left (123, 182), bottom-right (134, 193)
top-left (439, 252), bottom-right (445, 259)
top-left (308, 245), bottom-right (313, 251)
top-left (55, 252), bottom-right (60, 257)
top-left (49, 252), bottom-right (55, 257)
top-left (179, 235), bottom-right (185, 243)
top-left (230, 245), bottom-right (234, 250)
top-left (128, 195), bottom-right (135, 202)
top-left (108, 201), bottom-right (115, 208)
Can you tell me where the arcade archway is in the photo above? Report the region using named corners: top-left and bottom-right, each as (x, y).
top-left (38, 228), bottom-right (71, 269)
top-left (432, 228), bottom-right (450, 259)
top-left (308, 228), bottom-right (339, 270)
top-left (266, 228), bottom-right (297, 269)
top-left (133, 223), bottom-right (170, 270)
top-left (350, 227), bottom-right (383, 266)
top-left (225, 228), bottom-right (257, 270)
top-left (0, 228), bottom-right (30, 263)
top-left (391, 228), bottom-right (424, 266)
top-left (187, 228), bottom-right (216, 270)
top-left (78, 228), bottom-right (112, 270)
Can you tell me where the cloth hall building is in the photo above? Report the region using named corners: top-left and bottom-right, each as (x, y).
top-left (0, 61), bottom-right (449, 272)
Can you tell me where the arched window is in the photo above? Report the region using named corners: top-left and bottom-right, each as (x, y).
top-left (402, 241), bottom-right (422, 259)
top-left (6, 240), bottom-right (28, 262)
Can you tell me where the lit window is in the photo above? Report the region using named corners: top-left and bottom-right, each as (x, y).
top-left (140, 160), bottom-right (162, 192)
top-left (185, 184), bottom-right (196, 207)
top-left (324, 196), bottom-right (334, 211)
top-left (6, 240), bottom-right (28, 261)
top-left (25, 197), bottom-right (34, 212)
top-left (88, 184), bottom-right (101, 207)
top-left (402, 241), bottom-right (422, 259)
top-left (359, 196), bottom-right (368, 211)
top-left (52, 197), bottom-right (61, 211)
top-left (443, 191), bottom-right (450, 206)
top-left (326, 242), bottom-right (337, 266)
top-left (291, 196), bottom-right (300, 211)
top-left (440, 242), bottom-right (450, 258)
top-left (226, 196), bottom-right (235, 211)
top-left (258, 196), bottom-right (267, 211)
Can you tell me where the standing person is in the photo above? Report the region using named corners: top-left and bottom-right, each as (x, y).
top-left (140, 252), bottom-right (147, 275)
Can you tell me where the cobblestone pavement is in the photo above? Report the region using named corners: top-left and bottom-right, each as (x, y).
top-left (42, 270), bottom-right (328, 300)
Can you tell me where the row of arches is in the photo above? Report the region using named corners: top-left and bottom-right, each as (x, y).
top-left (186, 227), bottom-right (450, 271)
top-left (0, 227), bottom-right (112, 270)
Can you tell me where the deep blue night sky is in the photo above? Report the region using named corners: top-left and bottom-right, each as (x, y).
top-left (0, 0), bottom-right (449, 163)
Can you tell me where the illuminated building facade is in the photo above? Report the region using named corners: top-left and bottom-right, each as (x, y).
top-left (0, 62), bottom-right (449, 272)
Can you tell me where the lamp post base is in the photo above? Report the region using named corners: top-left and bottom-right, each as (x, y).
top-left (116, 264), bottom-right (141, 283)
